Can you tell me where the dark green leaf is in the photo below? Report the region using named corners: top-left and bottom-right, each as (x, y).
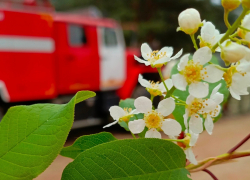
top-left (60, 132), bottom-right (117, 159)
top-left (61, 138), bottom-right (190, 180)
top-left (0, 91), bottom-right (95, 180)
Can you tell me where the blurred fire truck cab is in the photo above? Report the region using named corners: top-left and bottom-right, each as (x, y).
top-left (0, 0), bottom-right (158, 128)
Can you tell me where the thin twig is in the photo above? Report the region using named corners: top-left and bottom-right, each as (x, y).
top-left (203, 169), bottom-right (219, 180)
top-left (228, 133), bottom-right (250, 153)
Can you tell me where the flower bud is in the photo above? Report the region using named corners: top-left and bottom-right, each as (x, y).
top-left (221, 0), bottom-right (241, 11)
top-left (177, 8), bottom-right (202, 35)
top-left (242, 0), bottom-right (250, 9)
top-left (221, 41), bottom-right (249, 64)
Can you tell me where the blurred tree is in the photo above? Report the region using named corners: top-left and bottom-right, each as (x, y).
top-left (50, 0), bottom-right (236, 52)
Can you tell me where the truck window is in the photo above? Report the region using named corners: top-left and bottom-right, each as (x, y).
top-left (68, 24), bottom-right (87, 46)
top-left (104, 28), bottom-right (117, 47)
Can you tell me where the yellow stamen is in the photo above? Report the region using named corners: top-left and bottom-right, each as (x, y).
top-left (181, 60), bottom-right (203, 84)
top-left (144, 110), bottom-right (164, 129)
top-left (146, 81), bottom-right (162, 96)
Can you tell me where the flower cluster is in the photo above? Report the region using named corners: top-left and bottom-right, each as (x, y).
top-left (104, 3), bottom-right (250, 165)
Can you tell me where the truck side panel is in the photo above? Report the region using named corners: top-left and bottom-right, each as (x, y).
top-left (0, 10), bottom-right (57, 102)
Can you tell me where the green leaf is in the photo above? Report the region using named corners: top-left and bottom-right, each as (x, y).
top-left (171, 55), bottom-right (229, 130)
top-left (0, 91), bottom-right (95, 180)
top-left (61, 139), bottom-right (190, 180)
top-left (119, 98), bottom-right (144, 131)
top-left (60, 132), bottom-right (117, 159)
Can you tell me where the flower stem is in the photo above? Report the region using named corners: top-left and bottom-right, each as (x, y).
top-left (208, 62), bottom-right (228, 71)
top-left (239, 25), bottom-right (250, 32)
top-left (212, 7), bottom-right (248, 52)
top-left (176, 103), bottom-right (186, 106)
top-left (202, 169), bottom-right (218, 180)
top-left (165, 86), bottom-right (176, 98)
top-left (224, 9), bottom-right (231, 28)
top-left (157, 68), bottom-right (169, 92)
top-left (190, 34), bottom-right (198, 50)
top-left (131, 132), bottom-right (136, 139)
top-left (166, 139), bottom-right (184, 142)
top-left (228, 133), bottom-right (250, 153)
top-left (171, 95), bottom-right (186, 104)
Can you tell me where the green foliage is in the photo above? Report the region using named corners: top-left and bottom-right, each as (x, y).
top-left (119, 98), bottom-right (144, 131)
top-left (61, 138), bottom-right (190, 180)
top-left (0, 91), bottom-right (95, 180)
top-left (170, 55), bottom-right (229, 130)
top-left (60, 132), bottom-right (117, 159)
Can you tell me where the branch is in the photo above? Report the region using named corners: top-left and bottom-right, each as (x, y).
top-left (228, 133), bottom-right (250, 153)
top-left (186, 150), bottom-right (250, 172)
top-left (202, 169), bottom-right (218, 180)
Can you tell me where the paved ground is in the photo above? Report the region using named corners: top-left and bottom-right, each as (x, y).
top-left (35, 113), bottom-right (250, 180)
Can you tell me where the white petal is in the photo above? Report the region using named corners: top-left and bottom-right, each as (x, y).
top-left (134, 96), bottom-right (152, 113)
top-left (109, 106), bottom-right (126, 120)
top-left (130, 109), bottom-right (140, 115)
top-left (202, 65), bottom-right (224, 83)
top-left (229, 87), bottom-right (241, 100)
top-left (141, 43), bottom-right (152, 60)
top-left (159, 79), bottom-right (173, 92)
top-left (134, 55), bottom-right (150, 66)
top-left (199, 99), bottom-right (217, 113)
top-left (178, 54), bottom-right (190, 71)
top-left (153, 56), bottom-right (170, 65)
top-left (138, 74), bottom-right (151, 88)
top-left (189, 131), bottom-right (199, 146)
top-left (211, 105), bottom-right (221, 117)
top-left (189, 82), bottom-right (209, 98)
top-left (193, 46), bottom-right (212, 65)
top-left (183, 110), bottom-right (189, 128)
top-left (186, 95), bottom-right (195, 104)
top-left (161, 119), bottom-right (182, 136)
top-left (185, 148), bottom-right (198, 165)
top-left (103, 120), bottom-right (118, 128)
top-left (172, 74), bottom-right (188, 91)
top-left (157, 98), bottom-right (175, 116)
top-left (211, 92), bottom-right (224, 105)
top-left (189, 115), bottom-right (203, 134)
top-left (145, 128), bottom-right (161, 138)
top-left (237, 59), bottom-right (250, 72)
top-left (158, 46), bottom-right (173, 57)
top-left (201, 21), bottom-right (216, 43)
top-left (128, 119), bottom-right (145, 134)
top-left (171, 49), bottom-right (183, 60)
top-left (211, 84), bottom-right (221, 97)
top-left (205, 115), bottom-right (214, 135)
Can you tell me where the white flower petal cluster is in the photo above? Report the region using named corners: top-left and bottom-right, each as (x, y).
top-left (177, 8), bottom-right (202, 35)
top-left (199, 21), bottom-right (223, 51)
top-left (103, 106), bottom-right (139, 128)
top-left (221, 40), bottom-right (250, 64)
top-left (184, 131), bottom-right (199, 165)
top-left (134, 43), bottom-right (183, 68)
top-left (138, 74), bottom-right (173, 97)
top-left (184, 84), bottom-right (223, 135)
top-left (223, 59), bottom-right (250, 100)
top-left (238, 14), bottom-right (250, 41)
top-left (172, 47), bottom-right (224, 98)
top-left (128, 96), bottom-right (182, 138)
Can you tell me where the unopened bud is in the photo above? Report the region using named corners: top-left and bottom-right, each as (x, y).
top-left (177, 8), bottom-right (202, 35)
top-left (221, 0), bottom-right (241, 11)
top-left (221, 41), bottom-right (249, 64)
top-left (242, 0), bottom-right (250, 9)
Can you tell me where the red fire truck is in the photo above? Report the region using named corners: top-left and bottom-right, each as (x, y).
top-left (0, 0), bottom-right (158, 128)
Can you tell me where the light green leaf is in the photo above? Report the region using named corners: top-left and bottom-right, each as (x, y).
top-left (61, 138), bottom-right (190, 180)
top-left (0, 91), bottom-right (95, 180)
top-left (60, 132), bottom-right (117, 159)
top-left (171, 55), bottom-right (229, 129)
top-left (119, 98), bottom-right (144, 131)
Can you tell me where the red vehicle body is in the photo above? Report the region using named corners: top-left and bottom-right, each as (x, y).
top-left (0, 1), bottom-right (157, 127)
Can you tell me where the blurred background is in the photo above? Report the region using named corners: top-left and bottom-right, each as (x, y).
top-left (0, 0), bottom-right (249, 179)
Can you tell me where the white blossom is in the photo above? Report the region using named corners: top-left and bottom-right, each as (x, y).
top-left (184, 84), bottom-right (223, 134)
top-left (184, 131), bottom-right (199, 165)
top-left (172, 47), bottom-right (224, 98)
top-left (199, 21), bottom-right (223, 51)
top-left (134, 43), bottom-right (183, 68)
top-left (138, 74), bottom-right (173, 97)
top-left (221, 40), bottom-right (250, 64)
top-left (238, 14), bottom-right (250, 41)
top-left (128, 96), bottom-right (181, 138)
top-left (177, 8), bottom-right (202, 35)
top-left (103, 106), bottom-right (139, 128)
top-left (223, 58), bottom-right (250, 100)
